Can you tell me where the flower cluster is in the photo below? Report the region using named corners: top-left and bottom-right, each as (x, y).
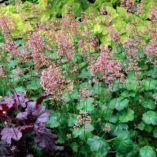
top-left (73, 111), bottom-right (91, 129)
top-left (108, 26), bottom-right (120, 43)
top-left (136, 1), bottom-right (143, 15)
top-left (61, 11), bottom-right (79, 34)
top-left (0, 17), bottom-right (32, 63)
top-left (28, 32), bottom-right (52, 69)
top-left (0, 16), bottom-right (14, 41)
top-left (121, 0), bottom-right (134, 13)
top-left (78, 34), bottom-right (98, 55)
top-left (56, 31), bottom-right (75, 59)
top-left (103, 123), bottom-right (111, 133)
top-left (0, 66), bottom-right (6, 78)
top-left (89, 47), bottom-right (124, 83)
top-left (41, 66), bottom-right (67, 99)
top-left (145, 39), bottom-right (157, 64)
top-left (0, 16), bottom-right (19, 61)
top-left (123, 38), bottom-right (141, 75)
top-left (79, 88), bottom-right (89, 98)
top-left (149, 7), bottom-right (157, 22)
top-left (12, 67), bottom-right (23, 81)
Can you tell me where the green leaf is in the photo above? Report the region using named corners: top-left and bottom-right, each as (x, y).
top-left (126, 144), bottom-right (139, 157)
top-left (112, 80), bottom-right (123, 91)
top-left (8, 60), bottom-right (18, 68)
top-left (113, 138), bottom-right (133, 154)
top-left (112, 124), bottom-right (130, 139)
top-left (106, 6), bottom-right (116, 14)
top-left (72, 128), bottom-right (83, 138)
top-left (109, 97), bottom-right (129, 111)
top-left (15, 39), bottom-right (24, 45)
top-left (26, 78), bottom-right (41, 90)
top-left (116, 7), bottom-right (128, 18)
top-left (51, 52), bottom-right (58, 60)
top-left (142, 79), bottom-right (157, 91)
top-left (72, 125), bottom-right (94, 138)
top-left (93, 83), bottom-right (112, 102)
top-left (118, 109), bottom-right (134, 123)
top-left (63, 88), bottom-right (78, 102)
top-left (121, 91), bottom-right (136, 98)
top-left (150, 66), bottom-right (157, 78)
top-left (87, 136), bottom-right (110, 155)
top-left (93, 83), bottom-right (103, 94)
top-left (101, 105), bottom-right (114, 121)
top-left (47, 115), bottom-right (60, 128)
top-left (153, 128), bottom-right (157, 138)
top-left (109, 114), bottom-right (118, 123)
top-left (142, 111), bottom-right (157, 125)
top-left (140, 146), bottom-right (156, 157)
top-left (68, 114), bottom-right (77, 127)
top-left (115, 144), bottom-right (139, 157)
top-left (77, 98), bottom-right (94, 113)
top-left (141, 99), bottom-right (156, 110)
top-left (144, 125), bottom-right (153, 133)
top-left (93, 24), bottom-right (104, 33)
top-left (79, 68), bottom-right (91, 78)
top-left (15, 87), bottom-right (26, 93)
top-left (137, 122), bottom-right (145, 131)
top-left (123, 79), bottom-right (138, 91)
top-left (55, 134), bottom-right (65, 144)
top-left (70, 142), bottom-right (79, 153)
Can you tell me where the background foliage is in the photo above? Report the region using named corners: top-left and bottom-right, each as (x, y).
top-left (0, 0), bottom-right (157, 156)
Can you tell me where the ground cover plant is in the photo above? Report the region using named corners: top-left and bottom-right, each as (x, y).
top-left (0, 0), bottom-right (157, 156)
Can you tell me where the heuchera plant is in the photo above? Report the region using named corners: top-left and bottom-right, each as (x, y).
top-left (0, 92), bottom-right (61, 156)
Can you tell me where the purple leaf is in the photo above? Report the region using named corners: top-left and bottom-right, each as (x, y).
top-left (0, 96), bottom-right (15, 109)
top-left (33, 105), bottom-right (50, 123)
top-left (34, 126), bottom-right (57, 151)
top-left (26, 101), bottom-right (36, 113)
top-left (1, 127), bottom-right (22, 144)
top-left (36, 111), bottom-right (50, 123)
top-left (16, 112), bottom-right (28, 121)
top-left (16, 100), bottom-right (50, 124)
top-left (13, 92), bottom-right (28, 108)
top-left (0, 141), bottom-right (13, 157)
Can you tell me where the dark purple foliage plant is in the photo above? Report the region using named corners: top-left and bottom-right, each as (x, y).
top-left (0, 92), bottom-right (61, 156)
